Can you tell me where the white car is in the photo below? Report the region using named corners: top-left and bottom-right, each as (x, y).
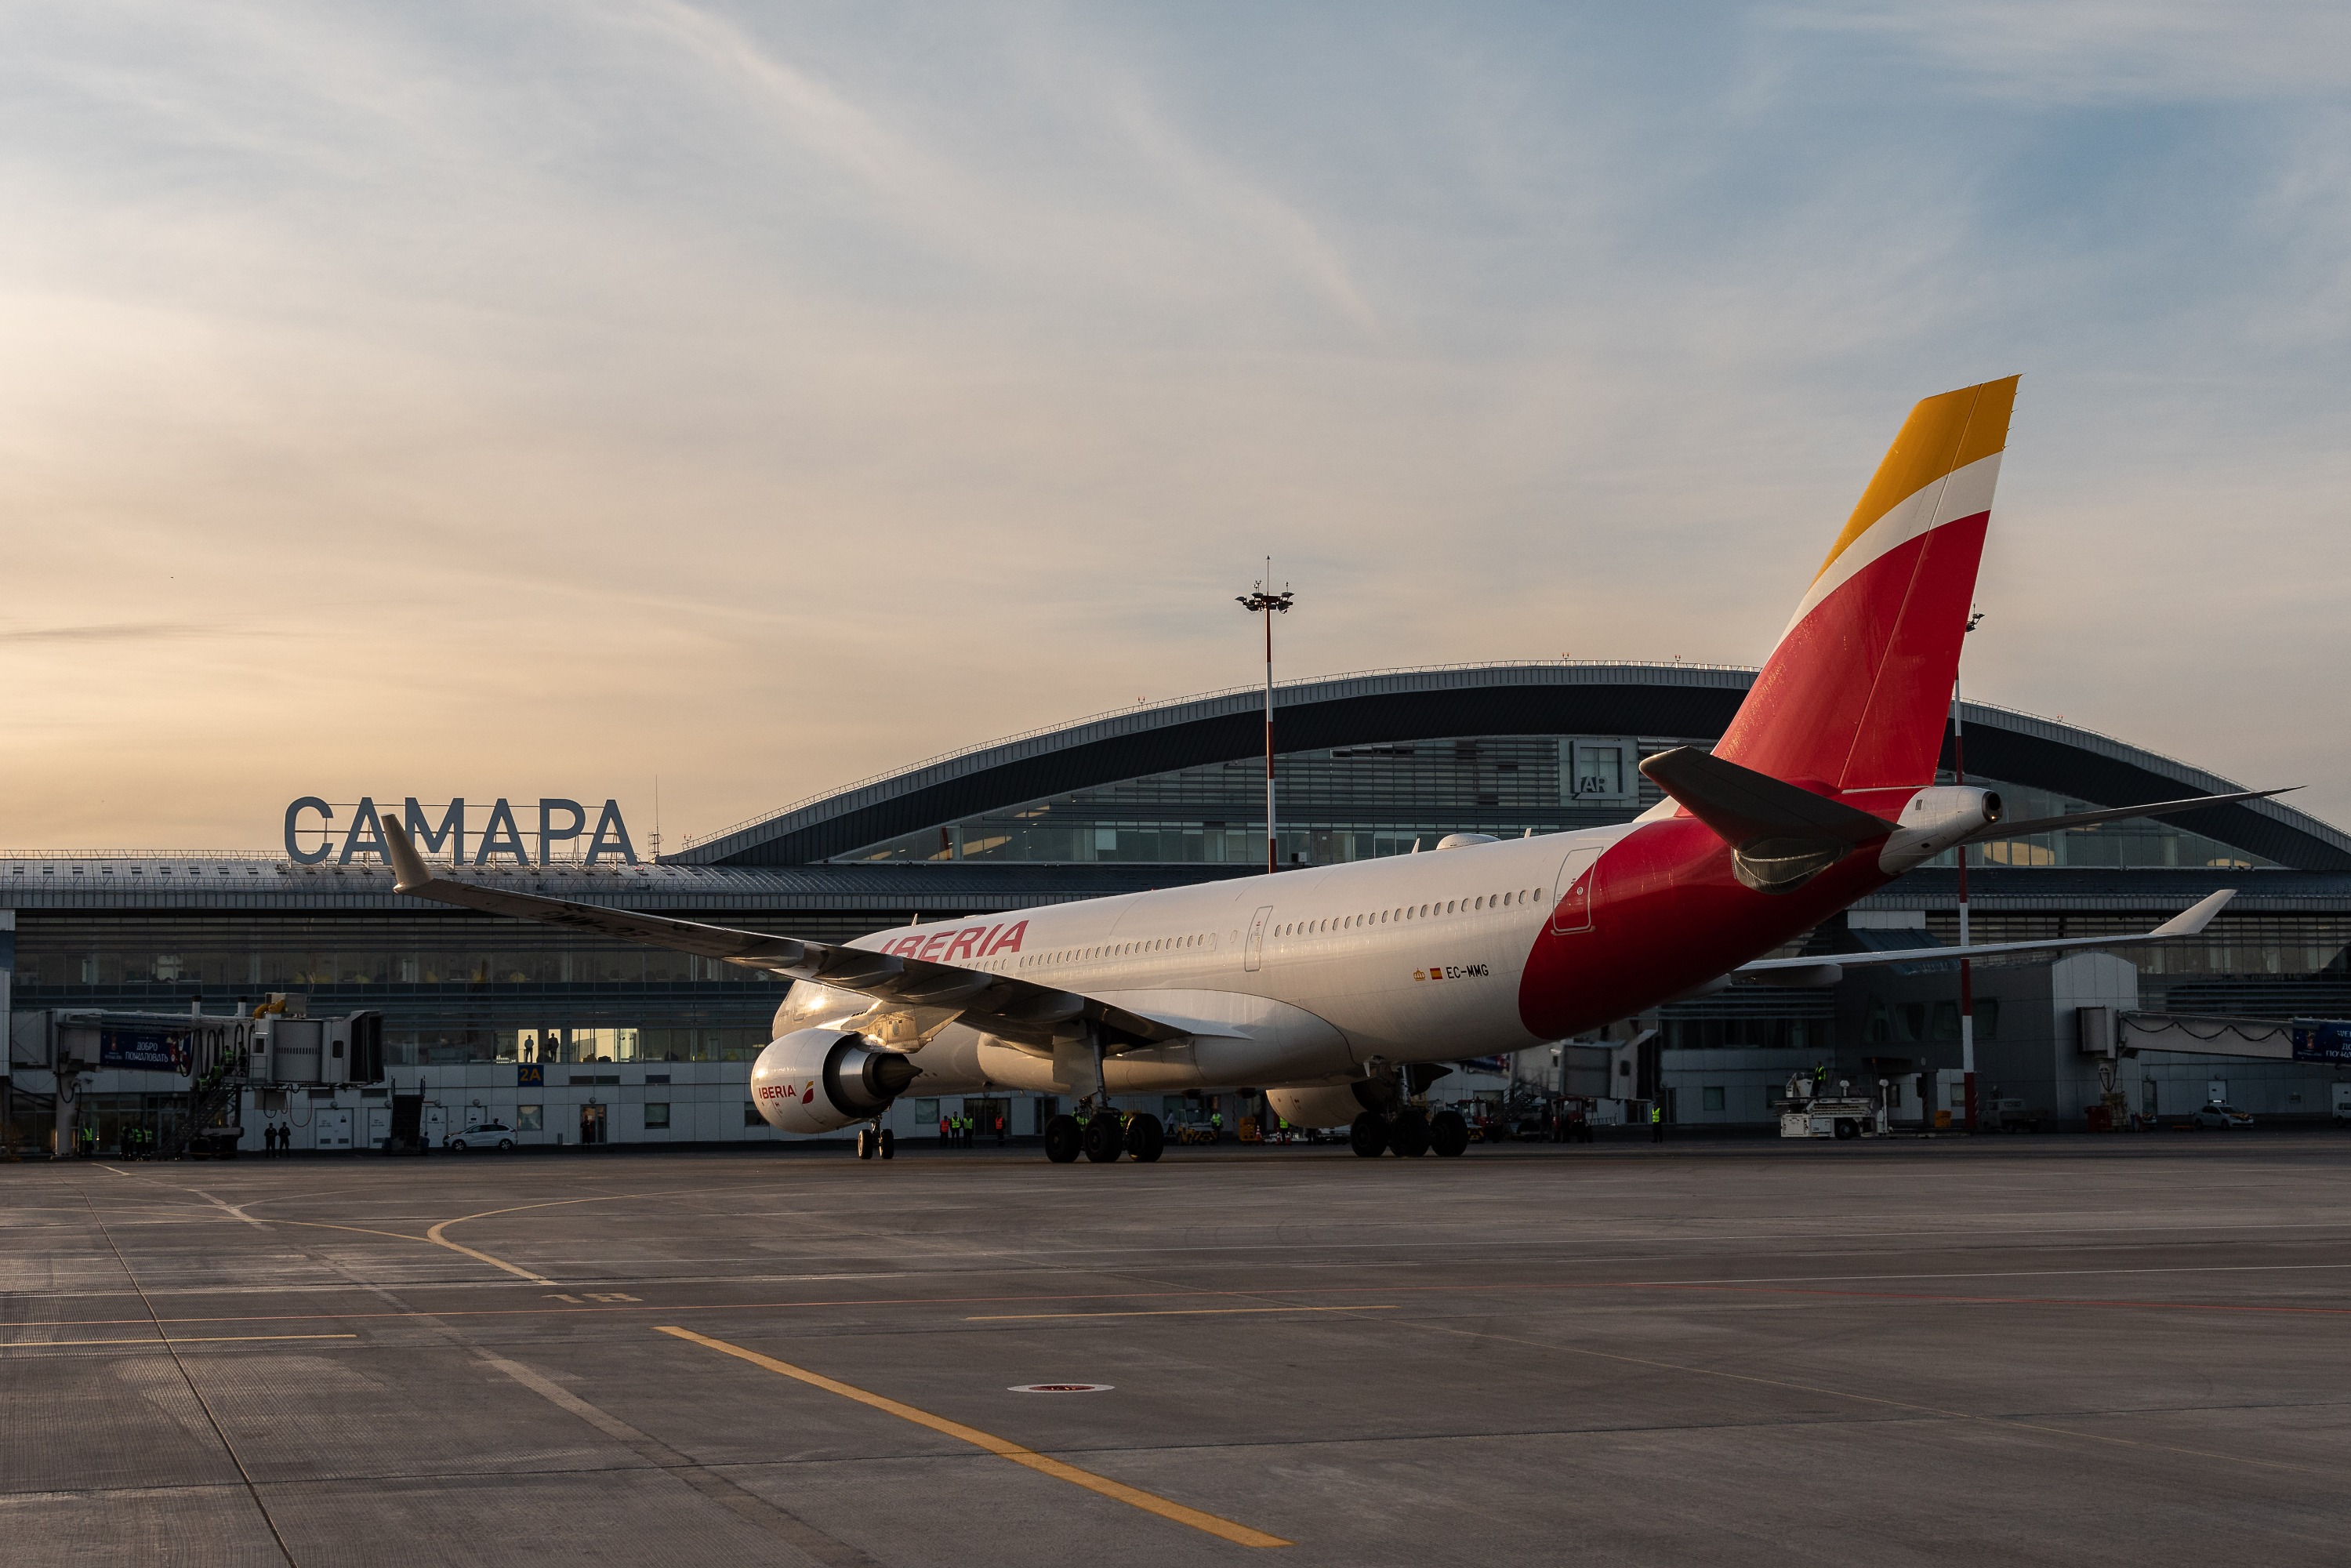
top-left (2189, 1104), bottom-right (2253, 1130)
top-left (445, 1121), bottom-right (517, 1151)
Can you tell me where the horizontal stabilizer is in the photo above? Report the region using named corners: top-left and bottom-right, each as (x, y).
top-left (1639, 747), bottom-right (1893, 847)
top-left (1968, 788), bottom-right (2294, 844)
top-left (1639, 746), bottom-right (1893, 894)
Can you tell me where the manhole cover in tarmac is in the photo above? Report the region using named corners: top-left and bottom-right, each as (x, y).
top-left (1008, 1384), bottom-right (1113, 1393)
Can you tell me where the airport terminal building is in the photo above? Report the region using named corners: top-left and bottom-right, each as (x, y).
top-left (5, 662), bottom-right (2348, 1154)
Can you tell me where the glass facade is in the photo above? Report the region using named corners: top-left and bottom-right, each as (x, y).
top-left (12, 911), bottom-right (793, 1070)
top-left (841, 734), bottom-right (2280, 873)
top-left (845, 734), bottom-right (1690, 864)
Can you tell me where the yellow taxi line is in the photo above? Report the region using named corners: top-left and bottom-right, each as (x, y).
top-left (656, 1325), bottom-right (1290, 1548)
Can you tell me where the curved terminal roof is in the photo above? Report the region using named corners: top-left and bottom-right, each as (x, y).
top-left (677, 662), bottom-right (2351, 873)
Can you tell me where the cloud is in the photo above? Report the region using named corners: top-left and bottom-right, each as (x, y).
top-left (0, 622), bottom-right (242, 643)
top-left (0, 2), bottom-right (2342, 847)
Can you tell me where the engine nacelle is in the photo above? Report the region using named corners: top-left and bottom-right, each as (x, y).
top-left (1266, 1081), bottom-right (1391, 1131)
top-left (1878, 785), bottom-right (2004, 873)
top-left (751, 1028), bottom-right (920, 1134)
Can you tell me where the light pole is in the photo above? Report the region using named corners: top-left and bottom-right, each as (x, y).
top-left (1954, 609), bottom-right (1983, 1132)
top-left (1237, 566), bottom-right (1294, 876)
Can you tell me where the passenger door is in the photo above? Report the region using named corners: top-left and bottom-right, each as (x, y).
top-left (1243, 905), bottom-right (1275, 972)
top-left (1551, 844), bottom-right (1603, 935)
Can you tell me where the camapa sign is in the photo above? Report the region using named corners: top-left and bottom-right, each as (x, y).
top-left (285, 797), bottom-right (638, 867)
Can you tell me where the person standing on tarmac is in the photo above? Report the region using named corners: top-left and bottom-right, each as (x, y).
top-left (938, 1112), bottom-right (950, 1147)
top-left (1210, 1109), bottom-right (1223, 1142)
top-left (1649, 1102), bottom-right (1664, 1143)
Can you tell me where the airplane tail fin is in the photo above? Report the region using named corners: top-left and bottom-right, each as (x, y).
top-left (1713, 376), bottom-right (2019, 794)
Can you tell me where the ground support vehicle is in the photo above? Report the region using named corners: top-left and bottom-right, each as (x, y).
top-left (1983, 1097), bottom-right (2047, 1133)
top-left (1777, 1096), bottom-right (1888, 1141)
top-left (444, 1121), bottom-right (515, 1152)
top-left (2190, 1103), bottom-right (2254, 1130)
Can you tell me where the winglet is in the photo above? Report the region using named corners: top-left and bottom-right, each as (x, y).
top-left (382, 817), bottom-right (434, 893)
top-left (2149, 888), bottom-right (2234, 938)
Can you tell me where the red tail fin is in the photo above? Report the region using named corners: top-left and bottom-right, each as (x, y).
top-left (1714, 376), bottom-right (2019, 795)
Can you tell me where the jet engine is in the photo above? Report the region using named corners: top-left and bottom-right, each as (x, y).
top-left (751, 1028), bottom-right (920, 1134)
top-left (1266, 1081), bottom-right (1391, 1131)
top-left (1879, 785), bottom-right (2004, 873)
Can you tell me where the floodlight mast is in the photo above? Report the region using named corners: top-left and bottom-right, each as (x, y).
top-left (1236, 565), bottom-right (1295, 877)
top-left (1954, 608), bottom-right (1984, 1133)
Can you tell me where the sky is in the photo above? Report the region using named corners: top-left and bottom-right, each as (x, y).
top-left (2, 1), bottom-right (2347, 851)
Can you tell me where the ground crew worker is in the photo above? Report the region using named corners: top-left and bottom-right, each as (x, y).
top-left (1210, 1109), bottom-right (1223, 1141)
top-left (1649, 1101), bottom-right (1664, 1143)
top-left (938, 1112), bottom-right (950, 1145)
top-left (994, 1112), bottom-right (1006, 1147)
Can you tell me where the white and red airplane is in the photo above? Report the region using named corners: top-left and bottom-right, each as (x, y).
top-left (386, 375), bottom-right (2273, 1161)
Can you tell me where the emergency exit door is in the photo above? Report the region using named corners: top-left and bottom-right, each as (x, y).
top-left (1243, 906), bottom-right (1274, 971)
top-left (1551, 845), bottom-right (1602, 934)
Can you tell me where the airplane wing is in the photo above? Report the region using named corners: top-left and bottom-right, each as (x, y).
top-left (381, 819), bottom-right (1188, 1052)
top-left (1736, 888), bottom-right (2236, 980)
top-left (1963, 788), bottom-right (2291, 843)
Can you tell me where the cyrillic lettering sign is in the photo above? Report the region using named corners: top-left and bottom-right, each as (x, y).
top-left (285, 797), bottom-right (638, 867)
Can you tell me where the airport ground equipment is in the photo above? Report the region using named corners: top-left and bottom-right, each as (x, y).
top-left (1981, 1096), bottom-right (2048, 1133)
top-left (1777, 1073), bottom-right (1889, 1140)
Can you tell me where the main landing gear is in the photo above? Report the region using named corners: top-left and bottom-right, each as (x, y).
top-left (1043, 1108), bottom-right (1164, 1165)
top-left (1350, 1107), bottom-right (1469, 1159)
top-left (854, 1124), bottom-right (895, 1160)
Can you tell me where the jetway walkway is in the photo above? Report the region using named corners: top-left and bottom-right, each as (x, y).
top-left (2117, 1012), bottom-right (2347, 1063)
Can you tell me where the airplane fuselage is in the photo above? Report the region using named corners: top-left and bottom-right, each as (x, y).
top-left (781, 808), bottom-right (1902, 1101)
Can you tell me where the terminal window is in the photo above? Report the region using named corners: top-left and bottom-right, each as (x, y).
top-left (644, 1103), bottom-right (670, 1129)
top-left (516, 1104), bottom-right (542, 1131)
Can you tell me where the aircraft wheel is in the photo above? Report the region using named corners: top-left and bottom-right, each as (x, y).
top-left (1349, 1112), bottom-right (1388, 1158)
top-left (1389, 1109), bottom-right (1431, 1158)
top-left (1082, 1114), bottom-right (1124, 1163)
top-left (1043, 1115), bottom-right (1082, 1163)
top-left (854, 1129), bottom-right (875, 1159)
top-left (1429, 1110), bottom-right (1470, 1158)
top-left (879, 1128), bottom-right (895, 1160)
top-left (1125, 1113), bottom-right (1165, 1163)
